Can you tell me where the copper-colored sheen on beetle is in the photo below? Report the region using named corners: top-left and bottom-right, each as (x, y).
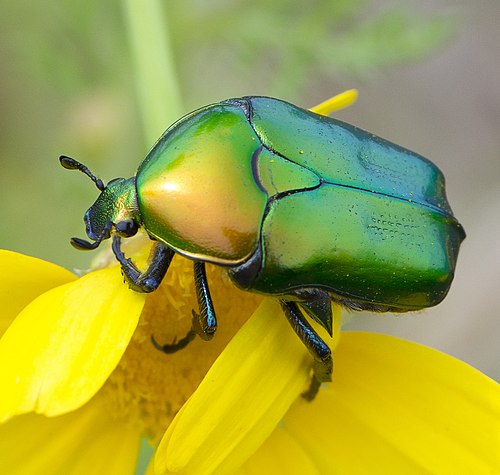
top-left (60, 95), bottom-right (465, 399)
top-left (137, 108), bottom-right (265, 263)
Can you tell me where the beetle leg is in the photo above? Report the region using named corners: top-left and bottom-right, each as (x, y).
top-left (191, 261), bottom-right (217, 340)
top-left (112, 234), bottom-right (175, 293)
top-left (295, 288), bottom-right (333, 336)
top-left (151, 329), bottom-right (196, 354)
top-left (280, 300), bottom-right (332, 401)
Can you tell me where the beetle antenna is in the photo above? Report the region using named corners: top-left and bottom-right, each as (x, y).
top-left (59, 155), bottom-right (105, 192)
top-left (70, 222), bottom-right (112, 251)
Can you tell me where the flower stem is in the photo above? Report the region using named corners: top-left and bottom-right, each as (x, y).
top-left (123, 0), bottom-right (184, 143)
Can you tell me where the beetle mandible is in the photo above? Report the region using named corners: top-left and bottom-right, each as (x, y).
top-left (61, 94), bottom-right (465, 399)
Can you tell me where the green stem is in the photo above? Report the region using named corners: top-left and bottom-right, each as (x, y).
top-left (123, 0), bottom-right (183, 144)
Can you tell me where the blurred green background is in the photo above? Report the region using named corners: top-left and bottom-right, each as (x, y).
top-left (1, 0), bottom-right (499, 387)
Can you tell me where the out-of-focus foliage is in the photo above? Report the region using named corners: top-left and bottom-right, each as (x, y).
top-left (0, 0), bottom-right (453, 269)
top-left (2, 2), bottom-right (126, 91)
top-left (169, 0), bottom-right (454, 99)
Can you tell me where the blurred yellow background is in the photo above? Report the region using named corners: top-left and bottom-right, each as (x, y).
top-left (1, 0), bottom-right (499, 383)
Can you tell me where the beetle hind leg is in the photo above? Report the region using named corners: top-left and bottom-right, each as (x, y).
top-left (280, 300), bottom-right (332, 401)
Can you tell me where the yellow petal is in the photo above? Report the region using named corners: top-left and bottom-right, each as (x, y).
top-left (0, 393), bottom-right (140, 475)
top-left (309, 89), bottom-right (359, 116)
top-left (0, 266), bottom-right (146, 421)
top-left (283, 332), bottom-right (500, 474)
top-left (234, 426), bottom-right (320, 475)
top-left (0, 250), bottom-right (76, 335)
top-left (155, 299), bottom-right (313, 475)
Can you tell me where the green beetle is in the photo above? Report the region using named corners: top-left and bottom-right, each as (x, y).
top-left (61, 96), bottom-right (465, 399)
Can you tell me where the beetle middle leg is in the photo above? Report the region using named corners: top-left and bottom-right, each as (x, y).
top-left (152, 329), bottom-right (196, 354)
top-left (152, 260), bottom-right (216, 354)
top-left (191, 261), bottom-right (217, 340)
top-left (280, 300), bottom-right (332, 401)
top-left (112, 235), bottom-right (175, 292)
top-left (153, 261), bottom-right (217, 354)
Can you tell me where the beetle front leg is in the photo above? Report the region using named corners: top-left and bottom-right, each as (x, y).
top-left (112, 234), bottom-right (175, 293)
top-left (280, 300), bottom-right (332, 401)
top-left (191, 261), bottom-right (217, 340)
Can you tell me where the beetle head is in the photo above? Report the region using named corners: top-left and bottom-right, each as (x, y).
top-left (60, 156), bottom-right (141, 251)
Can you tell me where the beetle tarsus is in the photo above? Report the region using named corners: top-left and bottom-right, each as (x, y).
top-left (191, 309), bottom-right (216, 341)
top-left (280, 300), bottom-right (332, 400)
top-left (302, 375), bottom-right (322, 402)
top-left (301, 354), bottom-right (334, 400)
top-left (112, 235), bottom-right (175, 293)
top-left (191, 261), bottom-right (217, 340)
top-left (151, 329), bottom-right (197, 354)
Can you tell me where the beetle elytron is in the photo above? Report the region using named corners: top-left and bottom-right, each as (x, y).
top-left (61, 96), bottom-right (465, 399)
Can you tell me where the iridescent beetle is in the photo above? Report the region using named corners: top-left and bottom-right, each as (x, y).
top-left (61, 95), bottom-right (465, 399)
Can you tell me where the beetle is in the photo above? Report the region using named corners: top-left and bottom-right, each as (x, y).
top-left (61, 95), bottom-right (465, 399)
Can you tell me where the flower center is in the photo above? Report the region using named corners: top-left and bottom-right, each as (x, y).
top-left (101, 253), bottom-right (262, 442)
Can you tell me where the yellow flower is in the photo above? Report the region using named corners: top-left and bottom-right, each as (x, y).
top-left (0, 244), bottom-right (499, 475)
top-left (1, 91), bottom-right (499, 474)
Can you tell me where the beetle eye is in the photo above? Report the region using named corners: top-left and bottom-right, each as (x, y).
top-left (115, 220), bottom-right (139, 238)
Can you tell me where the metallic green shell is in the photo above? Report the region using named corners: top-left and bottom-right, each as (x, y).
top-left (230, 97), bottom-right (465, 310)
top-left (248, 97), bottom-right (452, 214)
top-left (242, 185), bottom-right (463, 309)
top-left (135, 95), bottom-right (464, 310)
